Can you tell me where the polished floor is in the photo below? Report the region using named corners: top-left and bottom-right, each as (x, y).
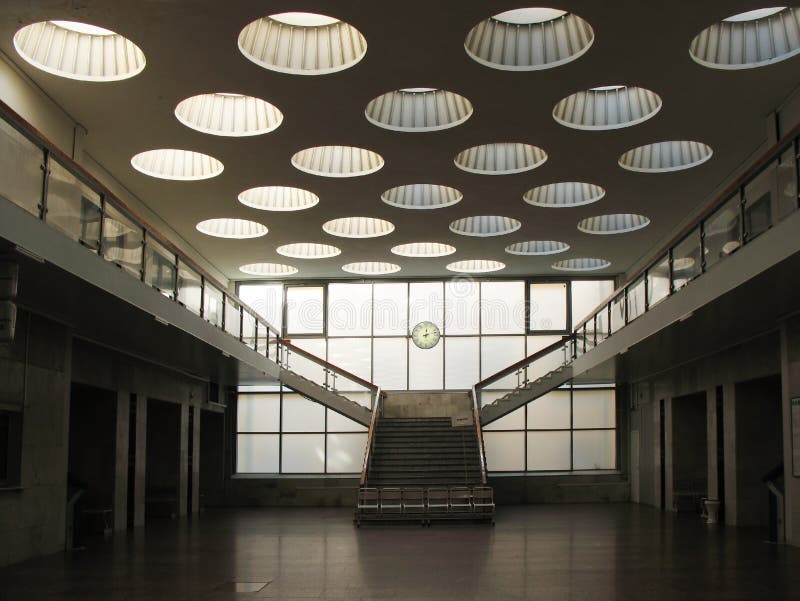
top-left (1, 504), bottom-right (799, 600)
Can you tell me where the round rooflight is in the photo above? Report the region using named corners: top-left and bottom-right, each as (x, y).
top-left (175, 93), bottom-right (283, 137)
top-left (552, 258), bottom-right (611, 271)
top-left (454, 143), bottom-right (547, 175)
top-left (269, 12), bottom-right (340, 27)
top-left (449, 215), bottom-right (522, 237)
top-left (196, 218), bottom-right (268, 239)
top-left (493, 8), bottom-right (567, 24)
top-left (577, 214), bottom-right (651, 235)
top-left (381, 184), bottom-right (462, 209)
top-left (505, 240), bottom-right (570, 255)
top-left (553, 86), bottom-right (662, 130)
top-left (239, 262), bottom-right (298, 276)
top-left (365, 88), bottom-right (473, 132)
top-left (238, 186), bottom-right (319, 211)
top-left (342, 262), bottom-right (401, 275)
top-left (291, 145), bottom-right (384, 177)
top-left (276, 243), bottom-right (341, 259)
top-left (50, 20), bottom-right (114, 35)
top-left (322, 217), bottom-right (395, 238)
top-left (723, 7), bottom-right (787, 22)
top-left (446, 260), bottom-right (506, 273)
top-left (391, 242), bottom-right (456, 258)
top-left (131, 149), bottom-right (223, 181)
top-left (524, 182), bottom-right (605, 208)
top-left (618, 141), bottom-right (714, 173)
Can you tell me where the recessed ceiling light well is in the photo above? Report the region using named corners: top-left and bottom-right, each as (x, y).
top-left (239, 262), bottom-right (298, 276)
top-left (577, 214), bottom-right (651, 235)
top-left (277, 243), bottom-right (341, 259)
top-left (365, 88), bottom-right (473, 132)
top-left (391, 242), bottom-right (456, 257)
top-left (454, 143), bottom-right (547, 175)
top-left (449, 215), bottom-right (522, 237)
top-left (238, 186), bottom-right (319, 211)
top-left (196, 218), bottom-right (268, 239)
top-left (381, 184), bottom-right (463, 209)
top-left (131, 149), bottom-right (224, 181)
top-left (618, 141), bottom-right (714, 173)
top-left (14, 20), bottom-right (146, 81)
top-left (238, 12), bottom-right (366, 75)
top-left (446, 259), bottom-right (506, 273)
top-left (552, 258), bottom-right (611, 271)
top-left (465, 7), bottom-right (594, 71)
top-left (524, 182), bottom-right (605, 208)
top-left (291, 146), bottom-right (384, 177)
top-left (342, 262), bottom-right (401, 275)
top-left (553, 86), bottom-right (662, 130)
top-left (175, 93), bottom-right (283, 136)
top-left (505, 240), bottom-right (570, 255)
top-left (690, 7), bottom-right (800, 69)
top-left (323, 217), bottom-right (395, 238)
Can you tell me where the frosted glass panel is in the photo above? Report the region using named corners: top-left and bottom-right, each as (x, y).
top-left (327, 433), bottom-right (368, 473)
top-left (484, 431), bottom-right (524, 471)
top-left (373, 338), bottom-right (407, 390)
top-left (0, 119), bottom-right (43, 217)
top-left (409, 282), bottom-right (444, 329)
top-left (444, 337), bottom-right (479, 389)
top-left (481, 281), bottom-right (525, 334)
top-left (328, 283), bottom-right (372, 336)
top-left (237, 434), bottom-right (279, 473)
top-left (573, 430), bottom-right (616, 469)
top-left (288, 338), bottom-right (327, 384)
top-left (480, 390), bottom-right (507, 408)
top-left (483, 407), bottom-right (524, 430)
top-left (409, 342), bottom-right (443, 389)
top-left (530, 282), bottom-right (567, 331)
top-left (526, 431), bottom-right (571, 471)
top-left (286, 286), bottom-right (324, 334)
top-left (445, 280), bottom-right (479, 335)
top-left (527, 390), bottom-right (570, 429)
top-left (327, 409), bottom-right (368, 432)
top-left (328, 338), bottom-right (372, 391)
top-left (239, 283), bottom-right (283, 331)
top-left (647, 255), bottom-right (670, 308)
top-left (237, 394), bottom-right (280, 432)
top-left (526, 336), bottom-right (565, 380)
top-left (373, 283), bottom-right (407, 335)
top-left (481, 336), bottom-right (525, 389)
top-left (571, 280), bottom-right (614, 327)
top-left (281, 434), bottom-right (325, 473)
top-left (573, 389), bottom-right (616, 428)
top-left (282, 393), bottom-right (325, 432)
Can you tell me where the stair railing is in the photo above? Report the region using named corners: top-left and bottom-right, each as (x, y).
top-left (359, 388), bottom-right (383, 487)
top-left (470, 386), bottom-right (489, 486)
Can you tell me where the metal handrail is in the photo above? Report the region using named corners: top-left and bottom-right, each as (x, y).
top-left (359, 388), bottom-right (383, 487)
top-left (470, 386), bottom-right (489, 486)
top-left (473, 335), bottom-right (574, 390)
top-left (279, 338), bottom-right (379, 392)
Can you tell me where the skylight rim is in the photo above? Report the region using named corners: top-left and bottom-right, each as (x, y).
top-left (551, 258), bottom-right (611, 271)
top-left (174, 92), bottom-right (284, 137)
top-left (196, 218), bottom-right (268, 239)
top-left (504, 240), bottom-right (570, 256)
top-left (390, 242), bottom-right (457, 258)
top-left (237, 186), bottom-right (320, 212)
top-left (239, 262), bottom-right (299, 276)
top-left (446, 259), bottom-right (506, 273)
top-left (341, 262), bottom-right (402, 275)
top-left (130, 149), bottom-right (224, 181)
top-left (276, 243), bottom-right (342, 259)
top-left (322, 217), bottom-right (396, 239)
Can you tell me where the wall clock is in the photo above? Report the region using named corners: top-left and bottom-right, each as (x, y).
top-left (411, 321), bottom-right (440, 349)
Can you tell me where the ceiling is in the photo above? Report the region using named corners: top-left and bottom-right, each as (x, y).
top-left (1, 1), bottom-right (798, 282)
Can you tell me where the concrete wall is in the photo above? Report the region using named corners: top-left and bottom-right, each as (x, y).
top-left (490, 473), bottom-right (629, 505)
top-left (780, 316), bottom-right (800, 545)
top-left (226, 477), bottom-right (361, 507)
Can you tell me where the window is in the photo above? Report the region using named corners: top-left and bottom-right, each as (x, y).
top-left (444, 280), bottom-right (479, 335)
top-left (571, 280), bottom-right (614, 328)
top-left (373, 283), bottom-right (407, 335)
top-left (482, 281), bottom-right (525, 334)
top-left (286, 286), bottom-right (324, 335)
top-left (239, 283), bottom-right (283, 332)
top-left (529, 282), bottom-right (567, 331)
top-left (328, 283), bottom-right (371, 336)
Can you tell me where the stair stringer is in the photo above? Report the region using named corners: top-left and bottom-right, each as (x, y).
top-left (480, 364), bottom-right (573, 425)
top-left (279, 368), bottom-right (372, 426)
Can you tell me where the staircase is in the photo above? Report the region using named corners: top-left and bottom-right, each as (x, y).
top-left (480, 363), bottom-right (573, 424)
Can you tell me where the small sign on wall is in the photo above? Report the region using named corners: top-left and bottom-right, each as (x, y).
top-left (792, 397), bottom-right (800, 477)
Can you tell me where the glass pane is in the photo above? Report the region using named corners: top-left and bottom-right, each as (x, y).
top-left (526, 431), bottom-right (571, 471)
top-left (444, 279), bottom-right (479, 335)
top-left (46, 161), bottom-right (101, 248)
top-left (326, 433), bottom-right (368, 473)
top-left (595, 306), bottom-right (609, 342)
top-left (483, 406), bottom-right (524, 431)
top-left (286, 286), bottom-right (324, 334)
top-left (281, 434), bottom-right (325, 473)
top-left (527, 390), bottom-right (570, 429)
top-left (744, 161), bottom-right (775, 240)
top-left (409, 342), bottom-right (443, 390)
top-left (327, 409), bottom-right (368, 432)
top-left (282, 393), bottom-right (325, 432)
top-left (242, 310), bottom-right (256, 348)
top-left (204, 283), bottom-right (224, 327)
top-left (144, 237), bottom-right (176, 297)
top-left (328, 338), bottom-right (371, 391)
top-left (672, 228), bottom-right (702, 291)
top-left (484, 431), bottom-right (524, 471)
top-left (444, 337), bottom-right (479, 390)
top-left (704, 195), bottom-right (741, 271)
top-left (328, 283), bottom-right (372, 336)
top-left (373, 337), bottom-right (407, 390)
top-left (177, 261), bottom-right (202, 315)
top-left (610, 293), bottom-right (625, 334)
top-left (573, 388), bottom-right (615, 429)
top-left (571, 280), bottom-right (614, 328)
top-left (480, 390), bottom-right (507, 408)
top-left (409, 282), bottom-right (444, 331)
top-left (481, 281), bottom-right (525, 334)
top-left (529, 282), bottom-right (567, 331)
top-left (373, 282), bottom-right (407, 335)
top-left (224, 296), bottom-right (241, 338)
top-left (776, 148), bottom-right (797, 221)
top-left (239, 283), bottom-right (283, 332)
top-left (627, 276), bottom-right (646, 322)
top-left (102, 204), bottom-right (142, 278)
top-left (573, 430), bottom-right (616, 470)
top-left (287, 339), bottom-right (326, 384)
top-left (647, 254), bottom-right (670, 307)
top-left (526, 336), bottom-right (564, 381)
top-left (237, 394), bottom-right (280, 432)
top-left (237, 434), bottom-right (279, 473)
top-left (0, 120), bottom-right (42, 217)
top-left (481, 336), bottom-right (525, 389)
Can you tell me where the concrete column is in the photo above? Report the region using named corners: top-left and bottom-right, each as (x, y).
top-left (113, 390), bottom-right (130, 532)
top-left (722, 383), bottom-right (737, 525)
top-left (781, 318), bottom-right (800, 545)
top-left (706, 387), bottom-right (719, 500)
top-left (664, 398), bottom-right (674, 511)
top-left (178, 403), bottom-right (189, 517)
top-left (133, 394), bottom-right (147, 528)
top-left (653, 400), bottom-right (662, 508)
top-left (191, 406), bottom-right (201, 517)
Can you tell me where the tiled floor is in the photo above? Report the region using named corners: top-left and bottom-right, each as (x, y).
top-left (1, 504), bottom-right (799, 600)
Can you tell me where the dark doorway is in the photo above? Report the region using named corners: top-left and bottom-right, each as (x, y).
top-left (671, 392), bottom-right (708, 513)
top-left (200, 410), bottom-right (225, 508)
top-left (659, 399), bottom-right (666, 509)
top-left (145, 399), bottom-right (181, 519)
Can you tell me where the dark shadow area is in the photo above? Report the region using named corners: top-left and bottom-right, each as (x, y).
top-left (200, 410), bottom-right (225, 508)
top-left (672, 391), bottom-right (707, 514)
top-left (145, 399), bottom-right (180, 519)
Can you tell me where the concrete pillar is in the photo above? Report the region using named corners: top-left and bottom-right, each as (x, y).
top-left (780, 318), bottom-right (800, 545)
top-left (191, 406), bottom-right (201, 517)
top-left (664, 398), bottom-right (674, 511)
top-left (722, 383), bottom-right (737, 525)
top-left (113, 390), bottom-right (130, 532)
top-left (706, 387), bottom-right (719, 500)
top-left (178, 403), bottom-right (189, 517)
top-left (652, 400), bottom-right (662, 508)
top-left (133, 394), bottom-right (147, 528)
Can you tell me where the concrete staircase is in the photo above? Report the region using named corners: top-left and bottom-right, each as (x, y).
top-left (278, 367), bottom-right (372, 426)
top-left (480, 364), bottom-right (573, 425)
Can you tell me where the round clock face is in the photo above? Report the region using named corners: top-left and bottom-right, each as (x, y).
top-left (411, 321), bottom-right (440, 349)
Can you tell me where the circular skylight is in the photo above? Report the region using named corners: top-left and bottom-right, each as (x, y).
top-left (553, 86), bottom-right (662, 130)
top-left (391, 242), bottom-right (456, 257)
top-left (552, 258), bottom-right (611, 271)
top-left (14, 20), bottom-right (146, 81)
top-left (577, 214), bottom-right (651, 235)
top-left (238, 12), bottom-right (366, 75)
top-left (505, 240), bottom-right (570, 255)
top-left (196, 218), bottom-right (268, 239)
top-left (291, 146), bottom-right (384, 177)
top-left (342, 262), bottom-right (401, 275)
top-left (238, 186), bottom-right (319, 211)
top-left (454, 143), bottom-right (548, 175)
top-left (446, 260), bottom-right (506, 273)
top-left (618, 141), bottom-right (714, 173)
top-left (690, 7), bottom-right (800, 69)
top-left (365, 89), bottom-right (473, 132)
top-left (381, 184), bottom-right (463, 209)
top-left (175, 93), bottom-right (283, 136)
top-left (239, 262), bottom-right (298, 276)
top-left (323, 217), bottom-right (395, 238)
top-left (277, 243), bottom-right (341, 259)
top-left (449, 216), bottom-right (522, 237)
top-left (524, 182), bottom-right (605, 208)
top-left (131, 149), bottom-right (224, 181)
top-left (465, 8), bottom-right (594, 71)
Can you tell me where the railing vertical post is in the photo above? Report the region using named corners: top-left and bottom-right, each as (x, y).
top-left (794, 137), bottom-right (800, 210)
top-left (739, 184), bottom-right (748, 245)
top-left (39, 148), bottom-right (50, 222)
